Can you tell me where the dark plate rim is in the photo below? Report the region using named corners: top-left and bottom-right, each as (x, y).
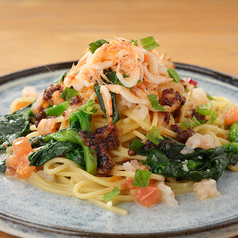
top-left (1, 61), bottom-right (238, 237)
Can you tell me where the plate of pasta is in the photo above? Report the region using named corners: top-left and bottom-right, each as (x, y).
top-left (1, 36), bottom-right (238, 238)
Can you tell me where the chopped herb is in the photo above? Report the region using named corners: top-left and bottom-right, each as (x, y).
top-left (138, 80), bottom-right (142, 84)
top-left (147, 94), bottom-right (165, 111)
top-left (182, 120), bottom-right (190, 129)
top-left (197, 101), bottom-right (212, 116)
top-left (167, 68), bottom-right (181, 83)
top-left (60, 86), bottom-right (79, 101)
top-left (45, 101), bottom-right (69, 117)
top-left (210, 110), bottom-right (217, 125)
top-left (140, 36), bottom-right (160, 51)
top-left (79, 99), bottom-right (97, 115)
top-left (145, 126), bottom-right (164, 145)
top-left (200, 119), bottom-right (206, 124)
top-left (129, 138), bottom-right (145, 152)
top-left (89, 39), bottom-right (108, 54)
top-left (207, 94), bottom-right (215, 101)
top-left (185, 87), bottom-right (190, 92)
top-left (54, 72), bottom-right (67, 85)
top-left (132, 169), bottom-right (152, 187)
top-left (103, 186), bottom-right (120, 202)
top-left (122, 72), bottom-right (129, 78)
top-left (182, 115), bottom-right (204, 129)
top-left (130, 39), bottom-right (138, 46)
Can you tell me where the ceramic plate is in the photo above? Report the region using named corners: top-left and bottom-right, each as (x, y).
top-left (1, 62), bottom-right (238, 238)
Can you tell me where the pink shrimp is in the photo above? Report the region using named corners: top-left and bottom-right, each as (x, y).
top-left (193, 179), bottom-right (221, 200)
top-left (38, 118), bottom-right (57, 135)
top-left (22, 86), bottom-right (39, 98)
top-left (181, 133), bottom-right (215, 154)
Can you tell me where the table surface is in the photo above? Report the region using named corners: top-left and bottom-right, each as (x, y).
top-left (0, 0), bottom-right (238, 237)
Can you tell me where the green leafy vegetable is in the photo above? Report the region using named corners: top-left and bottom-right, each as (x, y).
top-left (145, 126), bottom-right (164, 145)
top-left (147, 94), bottom-right (165, 111)
top-left (94, 82), bottom-right (120, 124)
top-left (0, 104), bottom-right (33, 151)
top-left (45, 101), bottom-right (69, 117)
top-left (129, 138), bottom-right (145, 152)
top-left (0, 159), bottom-right (6, 173)
top-left (60, 86), bottom-right (79, 100)
top-left (29, 110), bottom-right (97, 174)
top-left (210, 110), bottom-right (217, 125)
top-left (143, 141), bottom-right (238, 181)
top-left (207, 94), bottom-right (215, 101)
top-left (182, 116), bottom-right (204, 129)
top-left (28, 140), bottom-right (78, 167)
top-left (134, 137), bottom-right (238, 182)
top-left (79, 99), bottom-right (97, 115)
top-left (140, 36), bottom-right (160, 51)
top-left (94, 83), bottom-right (107, 117)
top-left (228, 121), bottom-right (238, 142)
top-left (66, 147), bottom-right (86, 170)
top-left (167, 68), bottom-right (181, 83)
top-left (185, 87), bottom-right (190, 92)
top-left (103, 186), bottom-right (120, 202)
top-left (130, 39), bottom-right (138, 46)
top-left (104, 70), bottom-right (131, 89)
top-left (89, 39), bottom-right (108, 54)
top-left (132, 169), bottom-right (152, 187)
top-left (54, 72), bottom-right (67, 85)
top-left (197, 101), bottom-right (212, 116)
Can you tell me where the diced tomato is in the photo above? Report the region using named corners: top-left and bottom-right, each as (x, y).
top-left (16, 154), bottom-right (35, 180)
top-left (136, 185), bottom-right (161, 208)
top-left (224, 106), bottom-right (238, 125)
top-left (6, 137), bottom-right (35, 180)
top-left (187, 78), bottom-right (198, 87)
top-left (6, 154), bottom-right (18, 168)
top-left (5, 166), bottom-right (16, 177)
top-left (125, 178), bottom-right (137, 191)
top-left (12, 137), bottom-right (32, 158)
top-left (125, 178), bottom-right (155, 191)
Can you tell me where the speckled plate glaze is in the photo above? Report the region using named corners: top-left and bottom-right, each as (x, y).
top-left (1, 62), bottom-right (238, 238)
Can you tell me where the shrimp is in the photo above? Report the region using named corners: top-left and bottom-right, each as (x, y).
top-left (89, 37), bottom-right (144, 88)
top-left (52, 91), bottom-right (65, 105)
top-left (106, 84), bottom-right (150, 106)
top-left (87, 40), bottom-right (116, 70)
top-left (100, 85), bottom-right (113, 124)
top-left (156, 182), bottom-right (178, 206)
top-left (38, 118), bottom-right (57, 135)
top-left (32, 92), bottom-right (43, 114)
top-left (143, 50), bottom-right (172, 85)
top-left (191, 87), bottom-right (210, 108)
top-left (181, 133), bottom-right (216, 154)
top-left (123, 160), bottom-right (148, 172)
top-left (22, 86), bottom-right (39, 98)
top-left (64, 64), bottom-right (96, 92)
top-left (193, 179), bottom-right (221, 200)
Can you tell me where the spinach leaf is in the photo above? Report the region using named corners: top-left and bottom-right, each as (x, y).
top-left (0, 159), bottom-right (6, 173)
top-left (66, 147), bottom-right (86, 170)
top-left (28, 140), bottom-right (78, 167)
top-left (142, 139), bottom-right (238, 182)
top-left (0, 104), bottom-right (33, 151)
